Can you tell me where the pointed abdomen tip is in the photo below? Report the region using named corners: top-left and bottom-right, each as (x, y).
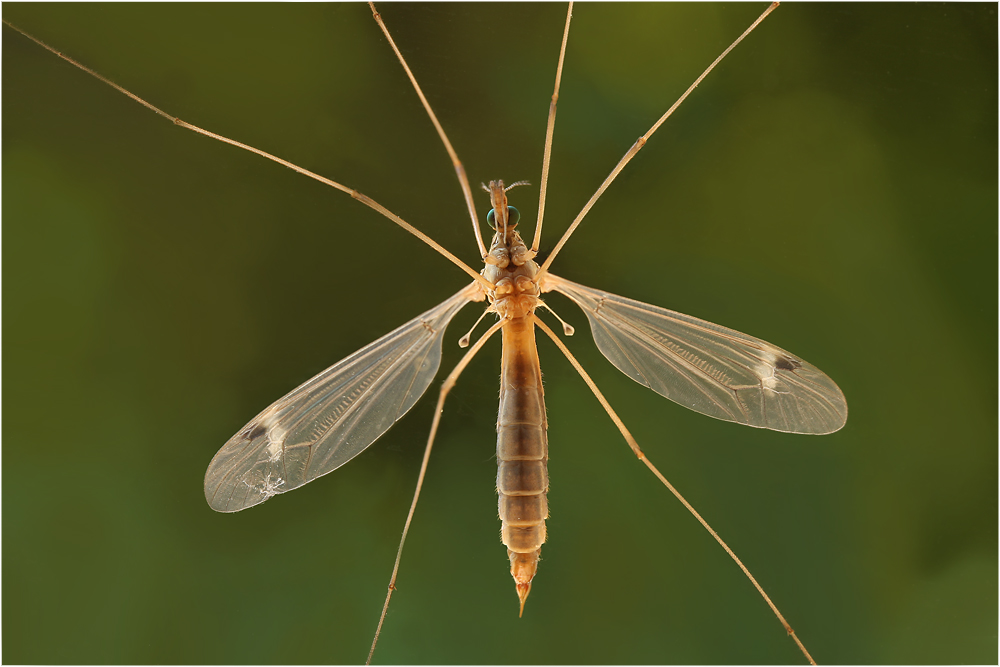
top-left (517, 582), bottom-right (532, 617)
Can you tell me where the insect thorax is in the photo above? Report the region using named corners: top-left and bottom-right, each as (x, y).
top-left (483, 228), bottom-right (542, 320)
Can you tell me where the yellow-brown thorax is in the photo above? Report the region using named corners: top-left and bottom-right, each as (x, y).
top-left (481, 180), bottom-right (542, 321)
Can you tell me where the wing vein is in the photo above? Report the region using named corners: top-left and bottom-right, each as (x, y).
top-left (545, 273), bottom-right (846, 434)
top-left (204, 282), bottom-right (480, 512)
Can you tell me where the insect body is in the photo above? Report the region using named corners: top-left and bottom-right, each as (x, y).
top-left (482, 181), bottom-right (548, 614)
top-left (7, 3), bottom-right (846, 663)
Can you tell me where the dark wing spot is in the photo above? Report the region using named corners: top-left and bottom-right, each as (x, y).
top-left (775, 356), bottom-right (802, 371)
top-left (243, 423), bottom-right (267, 441)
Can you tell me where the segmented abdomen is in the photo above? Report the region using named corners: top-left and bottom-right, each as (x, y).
top-left (497, 316), bottom-right (548, 612)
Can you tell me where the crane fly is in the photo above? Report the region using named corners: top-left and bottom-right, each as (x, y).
top-left (6, 2), bottom-right (847, 663)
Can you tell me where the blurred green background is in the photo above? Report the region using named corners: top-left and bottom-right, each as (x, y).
top-left (3, 3), bottom-right (996, 664)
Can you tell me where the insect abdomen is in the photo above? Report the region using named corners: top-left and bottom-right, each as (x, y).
top-left (497, 316), bottom-right (548, 614)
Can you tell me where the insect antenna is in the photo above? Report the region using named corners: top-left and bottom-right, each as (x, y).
top-left (504, 180), bottom-right (532, 192)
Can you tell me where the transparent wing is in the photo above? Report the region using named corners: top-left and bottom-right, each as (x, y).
top-left (545, 274), bottom-right (847, 434)
top-left (205, 282), bottom-right (481, 512)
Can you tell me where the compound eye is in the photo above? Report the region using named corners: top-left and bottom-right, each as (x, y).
top-left (507, 206), bottom-right (520, 226)
top-left (486, 206), bottom-right (520, 229)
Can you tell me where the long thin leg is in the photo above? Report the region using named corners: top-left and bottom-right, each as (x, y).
top-left (369, 3), bottom-right (488, 260)
top-left (532, 315), bottom-right (817, 666)
top-left (538, 2), bottom-right (779, 276)
top-left (367, 318), bottom-right (504, 665)
top-left (531, 2), bottom-right (574, 254)
top-left (2, 19), bottom-right (494, 293)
